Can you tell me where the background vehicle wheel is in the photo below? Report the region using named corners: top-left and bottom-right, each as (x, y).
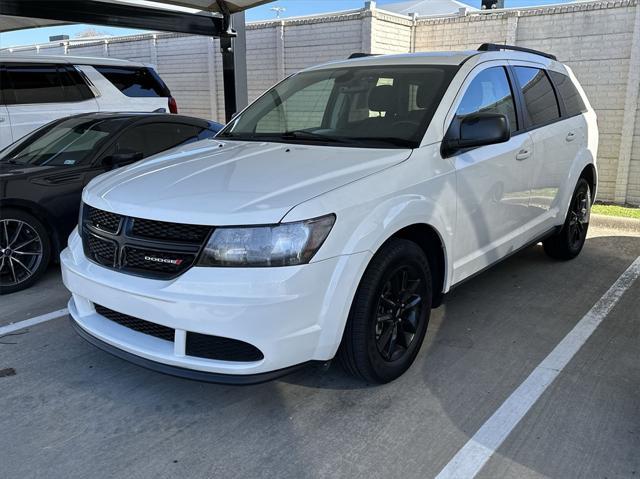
top-left (0, 209), bottom-right (51, 295)
top-left (543, 178), bottom-right (591, 261)
top-left (338, 238), bottom-right (432, 383)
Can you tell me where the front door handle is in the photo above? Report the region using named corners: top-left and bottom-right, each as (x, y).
top-left (566, 132), bottom-right (576, 142)
top-left (516, 148), bottom-right (531, 161)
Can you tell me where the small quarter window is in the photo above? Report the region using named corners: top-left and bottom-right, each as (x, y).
top-left (548, 71), bottom-right (586, 118)
top-left (514, 67), bottom-right (561, 128)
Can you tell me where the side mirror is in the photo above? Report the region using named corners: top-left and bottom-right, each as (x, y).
top-left (442, 113), bottom-right (510, 157)
top-left (102, 151), bottom-right (143, 170)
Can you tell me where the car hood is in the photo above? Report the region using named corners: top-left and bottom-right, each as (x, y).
top-left (83, 140), bottom-right (412, 225)
top-left (0, 162), bottom-right (57, 179)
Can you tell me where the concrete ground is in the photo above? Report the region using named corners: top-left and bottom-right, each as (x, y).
top-left (1, 224), bottom-right (639, 479)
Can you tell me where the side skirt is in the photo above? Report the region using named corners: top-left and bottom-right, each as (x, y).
top-left (441, 226), bottom-right (561, 302)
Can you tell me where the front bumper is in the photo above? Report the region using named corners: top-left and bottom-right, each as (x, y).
top-left (61, 229), bottom-right (370, 379)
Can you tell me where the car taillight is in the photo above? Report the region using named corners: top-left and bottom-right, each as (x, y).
top-left (168, 96), bottom-right (178, 114)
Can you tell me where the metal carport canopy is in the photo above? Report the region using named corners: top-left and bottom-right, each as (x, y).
top-left (0, 0), bottom-right (274, 120)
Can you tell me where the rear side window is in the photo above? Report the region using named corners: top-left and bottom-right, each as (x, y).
top-left (514, 67), bottom-right (560, 128)
top-left (2, 64), bottom-right (92, 105)
top-left (94, 66), bottom-right (170, 98)
top-left (5, 64), bottom-right (66, 104)
top-left (456, 66), bottom-right (518, 133)
top-left (548, 71), bottom-right (586, 117)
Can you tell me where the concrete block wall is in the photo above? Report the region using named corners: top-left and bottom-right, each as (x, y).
top-left (371, 10), bottom-right (413, 54)
top-left (408, 0), bottom-right (640, 204)
top-left (3, 0), bottom-right (639, 204)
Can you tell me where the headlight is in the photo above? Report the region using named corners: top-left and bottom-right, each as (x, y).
top-left (197, 214), bottom-right (336, 267)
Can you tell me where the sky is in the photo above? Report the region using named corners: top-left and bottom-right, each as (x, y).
top-left (0, 0), bottom-right (575, 48)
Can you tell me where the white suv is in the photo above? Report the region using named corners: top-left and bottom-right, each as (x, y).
top-left (0, 55), bottom-right (177, 149)
top-left (61, 44), bottom-right (598, 384)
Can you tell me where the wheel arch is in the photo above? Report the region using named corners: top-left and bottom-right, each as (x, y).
top-left (579, 163), bottom-right (597, 203)
top-left (386, 223), bottom-right (447, 308)
top-left (0, 199), bottom-right (60, 257)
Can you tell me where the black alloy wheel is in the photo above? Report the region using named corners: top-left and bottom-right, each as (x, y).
top-left (375, 265), bottom-right (424, 362)
top-left (339, 238), bottom-right (432, 383)
top-left (543, 177), bottom-right (591, 260)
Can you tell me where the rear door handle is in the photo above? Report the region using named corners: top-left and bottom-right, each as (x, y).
top-left (566, 132), bottom-right (576, 142)
top-left (516, 148), bottom-right (531, 161)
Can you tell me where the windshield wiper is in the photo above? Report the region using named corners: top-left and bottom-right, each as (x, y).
top-left (281, 130), bottom-right (354, 144)
top-left (353, 137), bottom-right (414, 149)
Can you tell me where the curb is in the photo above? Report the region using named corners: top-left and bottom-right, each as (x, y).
top-left (591, 214), bottom-right (640, 233)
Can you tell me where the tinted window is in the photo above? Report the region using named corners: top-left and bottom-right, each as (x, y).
top-left (514, 67), bottom-right (560, 127)
top-left (94, 66), bottom-right (169, 97)
top-left (0, 117), bottom-right (127, 166)
top-left (548, 71), bottom-right (586, 117)
top-left (103, 122), bottom-right (207, 159)
top-left (0, 67), bottom-right (8, 105)
top-left (5, 65), bottom-right (67, 104)
top-left (456, 67), bottom-right (518, 133)
top-left (59, 66), bottom-right (94, 102)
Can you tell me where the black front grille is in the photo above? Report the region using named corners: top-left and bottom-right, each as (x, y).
top-left (81, 204), bottom-right (211, 280)
top-left (85, 234), bottom-right (116, 267)
top-left (87, 206), bottom-right (121, 233)
top-left (95, 304), bottom-right (175, 342)
top-left (132, 218), bottom-right (211, 243)
top-left (186, 332), bottom-right (264, 362)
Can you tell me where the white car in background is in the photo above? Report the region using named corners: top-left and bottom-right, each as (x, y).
top-left (62, 44), bottom-right (598, 385)
top-left (0, 55), bottom-right (177, 149)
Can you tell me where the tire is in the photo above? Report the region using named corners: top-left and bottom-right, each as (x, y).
top-left (0, 208), bottom-right (51, 295)
top-left (338, 238), bottom-right (432, 383)
top-left (543, 178), bottom-right (591, 261)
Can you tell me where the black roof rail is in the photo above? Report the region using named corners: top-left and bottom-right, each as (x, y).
top-left (348, 53), bottom-right (380, 59)
top-left (477, 43), bottom-right (557, 61)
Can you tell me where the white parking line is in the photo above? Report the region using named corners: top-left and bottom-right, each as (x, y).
top-left (0, 308), bottom-right (69, 336)
top-left (435, 256), bottom-right (640, 479)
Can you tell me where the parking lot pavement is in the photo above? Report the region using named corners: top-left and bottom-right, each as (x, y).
top-left (1, 226), bottom-right (639, 479)
top-left (0, 266), bottom-right (69, 328)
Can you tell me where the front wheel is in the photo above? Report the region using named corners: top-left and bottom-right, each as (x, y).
top-left (0, 209), bottom-right (51, 295)
top-left (543, 178), bottom-right (591, 260)
top-left (338, 238), bottom-right (432, 383)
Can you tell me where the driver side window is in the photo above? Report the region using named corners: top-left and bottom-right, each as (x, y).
top-left (456, 67), bottom-right (518, 134)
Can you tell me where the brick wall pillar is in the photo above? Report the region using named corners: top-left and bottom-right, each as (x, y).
top-left (362, 1), bottom-right (376, 53)
top-left (206, 37), bottom-right (219, 120)
top-left (614, 2), bottom-right (640, 204)
top-left (276, 21), bottom-right (285, 80)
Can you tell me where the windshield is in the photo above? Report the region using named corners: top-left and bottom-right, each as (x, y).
top-left (0, 117), bottom-right (127, 167)
top-left (218, 64), bottom-right (458, 149)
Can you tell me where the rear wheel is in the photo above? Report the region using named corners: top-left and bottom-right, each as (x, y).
top-left (0, 209), bottom-right (51, 295)
top-left (543, 178), bottom-right (591, 260)
top-left (338, 238), bottom-right (432, 383)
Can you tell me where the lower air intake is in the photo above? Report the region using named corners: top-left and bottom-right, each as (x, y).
top-left (186, 332), bottom-right (264, 362)
top-left (95, 304), bottom-right (175, 342)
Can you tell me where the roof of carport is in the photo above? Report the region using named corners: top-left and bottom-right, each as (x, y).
top-left (0, 0), bottom-right (272, 121)
top-left (0, 15), bottom-right (70, 34)
top-left (0, 0), bottom-right (272, 35)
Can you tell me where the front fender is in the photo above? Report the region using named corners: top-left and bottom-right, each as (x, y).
top-left (283, 147), bottom-right (457, 290)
